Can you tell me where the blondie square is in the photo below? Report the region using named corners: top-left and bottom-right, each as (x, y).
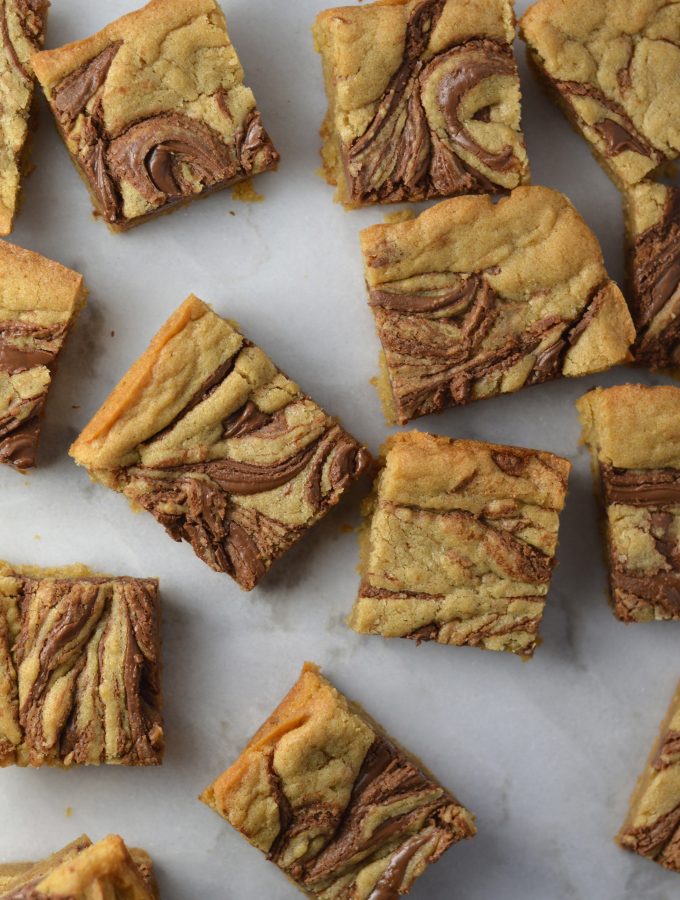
top-left (361, 186), bottom-right (635, 423)
top-left (349, 431), bottom-right (570, 657)
top-left (70, 295), bottom-right (370, 591)
top-left (625, 181), bottom-right (680, 372)
top-left (31, 0), bottom-right (279, 231)
top-left (0, 835), bottom-right (157, 898)
top-left (520, 0), bottom-right (680, 189)
top-left (617, 680), bottom-right (680, 873)
top-left (577, 384), bottom-right (680, 622)
top-left (200, 662), bottom-right (476, 898)
top-left (0, 240), bottom-right (86, 470)
top-left (0, 0), bottom-right (48, 235)
top-left (0, 561), bottom-right (163, 767)
top-left (313, 0), bottom-right (529, 208)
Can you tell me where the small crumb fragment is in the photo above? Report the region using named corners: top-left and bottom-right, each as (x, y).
top-left (383, 209), bottom-right (415, 224)
top-left (110, 330), bottom-right (115, 337)
top-left (72, 405), bottom-right (80, 409)
top-left (33, 534), bottom-right (41, 541)
top-left (229, 210), bottom-right (236, 216)
top-left (65, 806), bottom-right (73, 818)
top-left (232, 180), bottom-right (264, 203)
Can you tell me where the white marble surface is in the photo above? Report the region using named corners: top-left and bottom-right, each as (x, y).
top-left (1, 1), bottom-right (679, 897)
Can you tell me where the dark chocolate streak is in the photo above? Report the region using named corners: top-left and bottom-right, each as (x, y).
top-left (631, 189), bottom-right (680, 369)
top-left (602, 465), bottom-right (680, 618)
top-left (621, 802), bottom-right (680, 862)
top-left (265, 734), bottom-right (466, 894)
top-left (12, 576), bottom-right (162, 766)
top-left (555, 80), bottom-right (657, 161)
top-left (52, 42), bottom-right (122, 123)
top-left (375, 271), bottom-right (609, 421)
top-left (52, 45), bottom-right (279, 225)
top-left (344, 0), bottom-right (522, 204)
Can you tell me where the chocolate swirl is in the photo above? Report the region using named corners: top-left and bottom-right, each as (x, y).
top-left (52, 42), bottom-right (121, 124)
top-left (631, 188), bottom-right (680, 369)
top-left (107, 113), bottom-right (237, 206)
top-left (344, 0), bottom-right (524, 204)
top-left (6, 574), bottom-right (163, 766)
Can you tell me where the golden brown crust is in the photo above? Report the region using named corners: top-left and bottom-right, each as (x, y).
top-left (32, 0), bottom-right (279, 230)
top-left (577, 385), bottom-right (680, 623)
top-left (70, 296), bottom-right (369, 591)
top-left (350, 431), bottom-right (570, 656)
top-left (0, 241), bottom-right (86, 470)
top-left (361, 187), bottom-right (635, 423)
top-left (0, 834), bottom-right (157, 898)
top-left (520, 0), bottom-right (680, 189)
top-left (0, 560), bottom-right (163, 768)
top-left (313, 0), bottom-right (528, 207)
top-left (201, 662), bottom-right (476, 898)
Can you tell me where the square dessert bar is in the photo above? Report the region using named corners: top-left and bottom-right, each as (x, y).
top-left (200, 662), bottom-right (476, 898)
top-left (349, 431), bottom-right (570, 657)
top-left (0, 835), bottom-right (158, 898)
top-left (577, 385), bottom-right (680, 622)
top-left (70, 295), bottom-right (370, 591)
top-left (520, 0), bottom-right (680, 189)
top-left (617, 680), bottom-right (680, 873)
top-left (0, 561), bottom-right (163, 767)
top-left (625, 182), bottom-right (680, 372)
top-left (31, 0), bottom-right (279, 231)
top-left (313, 0), bottom-right (529, 208)
top-left (361, 186), bottom-right (635, 424)
top-left (0, 0), bottom-right (48, 235)
top-left (0, 241), bottom-right (85, 470)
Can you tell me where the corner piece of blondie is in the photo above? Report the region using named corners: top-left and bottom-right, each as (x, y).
top-left (70, 295), bottom-right (370, 591)
top-left (625, 182), bottom-right (680, 373)
top-left (0, 0), bottom-right (49, 235)
top-left (200, 662), bottom-right (476, 898)
top-left (349, 431), bottom-right (570, 657)
top-left (313, 0), bottom-right (529, 208)
top-left (520, 0), bottom-right (680, 189)
top-left (617, 680), bottom-right (680, 873)
top-left (32, 0), bottom-right (279, 230)
top-left (361, 186), bottom-right (635, 423)
top-left (0, 561), bottom-right (163, 767)
top-left (577, 384), bottom-right (680, 622)
top-left (0, 241), bottom-right (86, 470)
top-left (0, 834), bottom-right (158, 898)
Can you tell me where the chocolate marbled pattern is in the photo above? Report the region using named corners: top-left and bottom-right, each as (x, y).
top-left (0, 572), bottom-right (163, 767)
top-left (601, 464), bottom-right (680, 622)
top-left (46, 24), bottom-right (279, 229)
top-left (372, 273), bottom-right (610, 423)
top-left (0, 320), bottom-right (67, 470)
top-left (630, 188), bottom-right (680, 370)
top-left (343, 0), bottom-right (525, 204)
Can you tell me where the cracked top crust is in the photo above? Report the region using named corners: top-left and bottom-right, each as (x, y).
top-left (70, 295), bottom-right (369, 591)
top-left (313, 0), bottom-right (529, 207)
top-left (0, 242), bottom-right (86, 471)
top-left (577, 384), bottom-right (680, 470)
top-left (0, 0), bottom-right (49, 236)
top-left (200, 662), bottom-right (475, 899)
top-left (0, 561), bottom-right (163, 768)
top-left (350, 431), bottom-right (570, 656)
top-left (361, 186), bottom-right (635, 422)
top-left (520, 0), bottom-right (680, 187)
top-left (0, 834), bottom-right (157, 898)
top-left (31, 0), bottom-right (279, 229)
top-left (617, 680), bottom-right (680, 872)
